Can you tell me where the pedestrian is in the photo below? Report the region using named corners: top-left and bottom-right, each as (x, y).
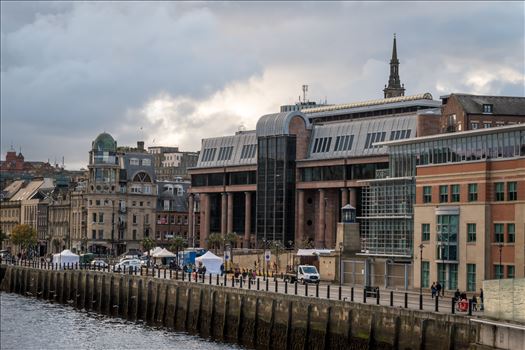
top-left (454, 288), bottom-right (461, 301)
top-left (472, 294), bottom-right (478, 311)
top-left (436, 281), bottom-right (442, 298)
top-left (479, 288), bottom-right (484, 311)
top-left (220, 263), bottom-right (224, 276)
top-left (431, 282), bottom-right (436, 299)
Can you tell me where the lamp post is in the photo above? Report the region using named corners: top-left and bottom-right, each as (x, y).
top-left (419, 243), bottom-right (425, 295)
top-left (288, 240), bottom-right (293, 272)
top-left (498, 243), bottom-right (504, 279)
top-left (262, 238), bottom-right (266, 277)
top-left (339, 242), bottom-right (344, 288)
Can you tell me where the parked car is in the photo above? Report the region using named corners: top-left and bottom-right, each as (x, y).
top-left (113, 259), bottom-right (141, 272)
top-left (91, 259), bottom-right (108, 268)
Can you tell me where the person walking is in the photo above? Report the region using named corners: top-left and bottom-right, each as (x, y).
top-left (431, 282), bottom-right (436, 299)
top-left (479, 288), bottom-right (484, 311)
top-left (436, 281), bottom-right (442, 298)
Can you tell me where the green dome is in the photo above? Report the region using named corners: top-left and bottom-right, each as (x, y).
top-left (92, 132), bottom-right (116, 152)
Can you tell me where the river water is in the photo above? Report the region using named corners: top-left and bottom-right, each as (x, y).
top-left (1, 293), bottom-right (243, 350)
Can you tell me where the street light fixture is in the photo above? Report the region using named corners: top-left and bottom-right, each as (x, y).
top-left (339, 242), bottom-right (344, 288)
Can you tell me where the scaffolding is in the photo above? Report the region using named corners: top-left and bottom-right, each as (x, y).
top-left (357, 177), bottom-right (414, 258)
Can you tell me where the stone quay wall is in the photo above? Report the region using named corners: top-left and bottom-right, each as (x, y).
top-left (0, 265), bottom-right (486, 350)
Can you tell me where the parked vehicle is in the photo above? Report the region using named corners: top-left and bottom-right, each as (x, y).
top-left (283, 265), bottom-right (320, 284)
top-left (113, 259), bottom-right (141, 272)
top-left (90, 259), bottom-right (108, 268)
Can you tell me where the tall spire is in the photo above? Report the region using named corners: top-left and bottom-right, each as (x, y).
top-left (383, 33), bottom-right (405, 98)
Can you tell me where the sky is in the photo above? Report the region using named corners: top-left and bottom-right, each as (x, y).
top-left (1, 1), bottom-right (524, 170)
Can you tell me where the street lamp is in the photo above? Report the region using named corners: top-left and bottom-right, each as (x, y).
top-left (339, 242), bottom-right (344, 288)
top-left (419, 243), bottom-right (425, 295)
top-left (287, 240), bottom-right (293, 272)
top-left (498, 243), bottom-right (504, 279)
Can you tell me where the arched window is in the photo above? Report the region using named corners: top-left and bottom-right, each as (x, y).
top-left (132, 171), bottom-right (152, 183)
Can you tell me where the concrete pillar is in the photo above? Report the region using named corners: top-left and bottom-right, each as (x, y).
top-left (244, 192), bottom-right (252, 248)
top-left (227, 192), bottom-right (234, 234)
top-left (188, 194), bottom-right (194, 245)
top-left (316, 189), bottom-right (326, 248)
top-left (297, 190), bottom-right (305, 245)
top-left (200, 193), bottom-right (210, 248)
top-left (221, 193), bottom-right (227, 236)
top-left (349, 188), bottom-right (357, 208)
top-left (341, 188), bottom-right (348, 206)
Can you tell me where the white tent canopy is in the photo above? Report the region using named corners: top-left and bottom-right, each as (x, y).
top-left (195, 251), bottom-right (223, 274)
top-left (149, 247), bottom-right (163, 256)
top-left (153, 248), bottom-right (177, 258)
top-left (53, 249), bottom-right (80, 267)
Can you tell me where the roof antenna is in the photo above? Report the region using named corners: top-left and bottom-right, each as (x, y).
top-left (302, 84), bottom-right (309, 103)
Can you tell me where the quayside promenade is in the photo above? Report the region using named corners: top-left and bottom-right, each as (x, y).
top-left (1, 263), bottom-right (523, 350)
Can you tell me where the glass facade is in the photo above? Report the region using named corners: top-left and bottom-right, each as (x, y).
top-left (389, 128), bottom-right (525, 178)
top-left (436, 215), bottom-right (458, 262)
top-left (300, 163), bottom-right (388, 182)
top-left (422, 261), bottom-right (429, 288)
top-left (256, 136), bottom-right (296, 244)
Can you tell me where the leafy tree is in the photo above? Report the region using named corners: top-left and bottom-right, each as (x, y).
top-left (142, 237), bottom-right (155, 255)
top-left (270, 241), bottom-right (284, 269)
top-left (224, 232), bottom-right (238, 247)
top-left (297, 237), bottom-right (314, 249)
top-left (11, 224), bottom-right (37, 253)
top-left (169, 235), bottom-right (187, 266)
top-left (207, 233), bottom-right (223, 254)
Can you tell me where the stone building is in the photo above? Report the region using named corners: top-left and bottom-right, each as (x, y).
top-left (47, 184), bottom-right (71, 253)
top-left (86, 133), bottom-right (157, 255)
top-left (70, 181), bottom-right (87, 253)
top-left (440, 93), bottom-right (525, 133)
top-left (148, 146), bottom-right (199, 181)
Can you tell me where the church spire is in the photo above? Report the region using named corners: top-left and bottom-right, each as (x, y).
top-left (383, 33), bottom-right (405, 98)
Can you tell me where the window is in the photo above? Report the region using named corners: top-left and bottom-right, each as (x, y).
top-left (144, 185), bottom-right (152, 194)
top-left (439, 185), bottom-right (448, 203)
top-left (92, 230), bottom-right (96, 239)
top-left (468, 184), bottom-right (478, 202)
top-left (422, 224), bottom-right (430, 241)
top-left (92, 213), bottom-right (97, 223)
top-left (423, 186), bottom-right (432, 203)
top-left (507, 224), bottom-right (515, 243)
top-left (422, 261), bottom-right (429, 288)
top-left (495, 182), bottom-right (504, 201)
top-left (507, 182), bottom-right (517, 201)
top-left (364, 132), bottom-right (386, 149)
top-left (201, 148), bottom-right (217, 162)
top-left (451, 184), bottom-right (460, 202)
top-left (98, 213), bottom-right (104, 223)
top-left (467, 223), bottom-right (476, 242)
top-left (467, 264), bottom-right (476, 292)
top-left (141, 158), bottom-right (151, 166)
top-left (448, 264), bottom-right (458, 290)
top-left (313, 137), bottom-right (333, 153)
top-left (145, 214), bottom-right (149, 225)
top-left (483, 122), bottom-right (492, 128)
top-left (482, 104), bottom-right (493, 114)
top-left (334, 135), bottom-right (354, 151)
top-left (133, 214), bottom-right (137, 225)
top-left (507, 265), bottom-right (515, 279)
top-left (98, 229), bottom-right (103, 240)
top-left (139, 201), bottom-right (143, 207)
top-left (132, 229), bottom-right (137, 241)
top-left (470, 122), bottom-right (479, 130)
top-left (240, 144), bottom-right (257, 159)
top-left (129, 158), bottom-right (140, 166)
top-left (96, 200), bottom-right (101, 206)
top-left (494, 265), bottom-right (504, 279)
top-left (217, 146), bottom-right (234, 161)
top-left (494, 223), bottom-right (504, 243)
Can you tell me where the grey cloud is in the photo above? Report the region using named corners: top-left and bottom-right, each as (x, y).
top-left (1, 2), bottom-right (523, 169)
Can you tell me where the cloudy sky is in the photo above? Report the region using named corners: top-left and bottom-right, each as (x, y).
top-left (1, 2), bottom-right (524, 169)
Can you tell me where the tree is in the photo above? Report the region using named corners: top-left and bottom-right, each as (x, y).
top-left (10, 224), bottom-right (37, 254)
top-left (207, 233), bottom-right (223, 254)
top-left (142, 237), bottom-right (155, 255)
top-left (169, 235), bottom-right (187, 267)
top-left (297, 237), bottom-right (314, 249)
top-left (224, 232), bottom-right (238, 247)
top-left (270, 241), bottom-right (284, 270)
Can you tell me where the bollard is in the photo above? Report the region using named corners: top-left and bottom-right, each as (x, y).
top-left (123, 266), bottom-right (127, 274)
top-left (275, 280), bottom-right (278, 293)
top-left (451, 298), bottom-right (455, 314)
top-left (209, 273), bottom-right (212, 285)
top-left (248, 278), bottom-right (251, 290)
top-left (390, 291), bottom-right (394, 306)
top-left (257, 278), bottom-right (260, 291)
top-left (468, 299), bottom-right (473, 316)
top-left (195, 272), bottom-right (198, 283)
top-left (182, 271), bottom-right (185, 281)
top-left (376, 289), bottom-right (380, 305)
top-left (224, 273), bottom-right (227, 286)
top-left (157, 268), bottom-right (161, 278)
top-left (295, 282), bottom-right (298, 295)
top-left (265, 278), bottom-right (269, 291)
top-left (240, 277), bottom-right (243, 289)
top-left (351, 287), bottom-right (354, 302)
top-left (164, 269), bottom-right (167, 279)
top-left (231, 275), bottom-right (235, 287)
top-left (216, 274), bottom-right (219, 285)
top-left (305, 283), bottom-right (308, 297)
top-left (170, 269), bottom-right (172, 279)
top-left (316, 283), bottom-right (319, 298)
top-left (419, 294), bottom-right (423, 310)
top-left (327, 285), bottom-right (330, 299)
top-left (152, 266), bottom-right (155, 277)
top-left (338, 286), bottom-right (342, 301)
top-left (285, 281), bottom-right (288, 294)
top-left (435, 294), bottom-right (439, 312)
top-left (363, 288), bottom-right (367, 303)
top-left (404, 293), bottom-right (408, 308)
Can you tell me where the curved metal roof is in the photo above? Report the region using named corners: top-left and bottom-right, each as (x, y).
top-left (302, 93), bottom-right (433, 114)
top-left (256, 111), bottom-right (311, 137)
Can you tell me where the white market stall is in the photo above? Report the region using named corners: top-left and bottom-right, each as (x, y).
top-left (195, 251), bottom-right (223, 274)
top-left (52, 249), bottom-right (80, 267)
top-left (152, 248), bottom-right (177, 266)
